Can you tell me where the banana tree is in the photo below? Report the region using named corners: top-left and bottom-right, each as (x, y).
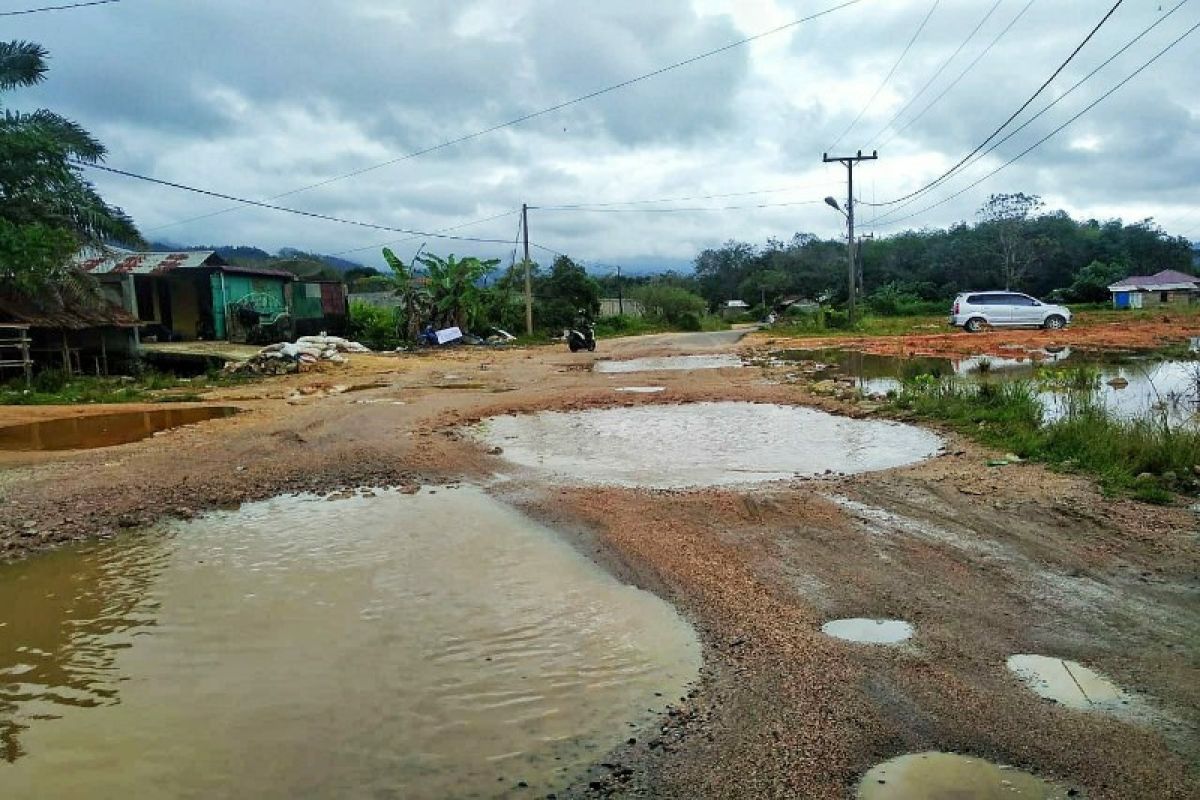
top-left (416, 252), bottom-right (499, 331)
top-left (381, 246), bottom-right (431, 341)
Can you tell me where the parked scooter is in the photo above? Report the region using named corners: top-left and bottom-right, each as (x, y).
top-left (565, 323), bottom-right (596, 352)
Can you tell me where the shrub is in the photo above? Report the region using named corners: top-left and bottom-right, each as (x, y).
top-left (348, 300), bottom-right (400, 350)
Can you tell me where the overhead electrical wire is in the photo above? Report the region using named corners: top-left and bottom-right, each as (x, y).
top-left (145, 0), bottom-right (867, 233)
top-left (826, 0), bottom-right (941, 152)
top-left (534, 199), bottom-right (825, 213)
top-left (876, 0), bottom-right (1037, 150)
top-left (329, 209), bottom-right (520, 257)
top-left (862, 17), bottom-right (1200, 231)
top-left (531, 181), bottom-right (841, 209)
top-left (74, 160), bottom-right (523, 245)
top-left (0, 0), bottom-right (118, 15)
top-left (864, 0), bottom-right (1004, 148)
top-left (862, 0), bottom-right (1124, 208)
top-left (867, 0), bottom-right (1190, 228)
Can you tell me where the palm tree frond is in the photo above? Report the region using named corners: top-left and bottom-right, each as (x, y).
top-left (0, 40), bottom-right (49, 92)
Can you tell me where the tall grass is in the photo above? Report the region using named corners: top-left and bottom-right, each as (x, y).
top-left (893, 376), bottom-right (1200, 503)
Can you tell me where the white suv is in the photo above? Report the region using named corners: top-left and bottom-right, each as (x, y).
top-left (950, 292), bottom-right (1071, 332)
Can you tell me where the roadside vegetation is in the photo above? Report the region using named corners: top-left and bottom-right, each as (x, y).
top-left (0, 369), bottom-right (249, 405)
top-left (890, 372), bottom-right (1200, 503)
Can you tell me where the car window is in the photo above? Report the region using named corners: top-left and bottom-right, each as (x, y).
top-left (969, 294), bottom-right (1007, 305)
top-left (1007, 295), bottom-right (1037, 306)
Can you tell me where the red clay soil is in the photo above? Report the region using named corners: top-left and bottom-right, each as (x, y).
top-left (0, 332), bottom-right (1197, 799)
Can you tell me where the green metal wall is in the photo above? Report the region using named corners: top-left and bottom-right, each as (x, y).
top-left (209, 274), bottom-right (288, 340)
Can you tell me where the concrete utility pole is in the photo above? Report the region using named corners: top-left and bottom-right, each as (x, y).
top-left (822, 150), bottom-right (877, 325)
top-left (616, 265), bottom-right (624, 315)
top-left (522, 203), bottom-right (532, 336)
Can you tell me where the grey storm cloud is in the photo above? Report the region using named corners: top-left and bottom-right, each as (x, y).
top-left (5, 0), bottom-right (1198, 267)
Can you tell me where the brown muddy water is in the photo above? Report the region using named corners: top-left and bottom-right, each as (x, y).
top-left (857, 752), bottom-right (1074, 799)
top-left (0, 406), bottom-right (238, 451)
top-left (0, 487), bottom-right (699, 799)
top-left (476, 402), bottom-right (942, 488)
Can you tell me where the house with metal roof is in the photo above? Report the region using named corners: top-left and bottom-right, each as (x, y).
top-left (1107, 269), bottom-right (1199, 309)
top-left (72, 247), bottom-right (297, 344)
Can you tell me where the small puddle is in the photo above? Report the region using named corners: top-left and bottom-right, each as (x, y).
top-left (821, 618), bottom-right (913, 645)
top-left (857, 752), bottom-right (1073, 799)
top-left (0, 486), bottom-right (699, 798)
top-left (475, 402), bottom-right (941, 488)
top-left (615, 386), bottom-right (666, 393)
top-left (594, 354), bottom-right (742, 373)
top-left (0, 406), bottom-right (238, 451)
top-left (1007, 654), bottom-right (1126, 710)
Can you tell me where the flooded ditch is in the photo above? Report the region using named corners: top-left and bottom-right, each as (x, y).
top-left (773, 347), bottom-right (1200, 423)
top-left (475, 402), bottom-right (942, 488)
top-left (0, 406), bottom-right (238, 451)
top-left (0, 486), bottom-right (699, 799)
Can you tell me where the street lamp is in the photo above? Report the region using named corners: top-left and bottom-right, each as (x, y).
top-left (824, 196), bottom-right (843, 214)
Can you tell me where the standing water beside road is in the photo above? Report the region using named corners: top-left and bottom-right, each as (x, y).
top-left (0, 487), bottom-right (699, 799)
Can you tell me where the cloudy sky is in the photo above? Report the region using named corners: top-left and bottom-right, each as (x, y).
top-left (9, 0), bottom-right (1200, 270)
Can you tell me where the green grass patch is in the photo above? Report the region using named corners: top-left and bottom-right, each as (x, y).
top-left (0, 369), bottom-right (252, 405)
top-left (892, 376), bottom-right (1200, 502)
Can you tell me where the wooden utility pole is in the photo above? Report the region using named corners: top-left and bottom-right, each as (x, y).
top-left (616, 265), bottom-right (624, 315)
top-left (522, 203), bottom-right (532, 336)
top-left (822, 150), bottom-right (877, 325)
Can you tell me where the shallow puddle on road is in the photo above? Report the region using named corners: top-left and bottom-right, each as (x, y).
top-left (0, 487), bottom-right (699, 799)
top-left (1007, 654), bottom-right (1126, 710)
top-left (0, 406), bottom-right (238, 451)
top-left (594, 354), bottom-right (743, 373)
top-left (614, 386), bottom-right (665, 393)
top-left (476, 402), bottom-right (941, 488)
top-left (858, 752), bottom-right (1073, 799)
top-left (821, 618), bottom-right (913, 645)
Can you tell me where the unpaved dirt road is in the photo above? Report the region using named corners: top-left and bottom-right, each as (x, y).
top-left (1, 320), bottom-right (1197, 798)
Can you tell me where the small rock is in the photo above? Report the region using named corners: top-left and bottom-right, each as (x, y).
top-left (487, 446), bottom-right (504, 455)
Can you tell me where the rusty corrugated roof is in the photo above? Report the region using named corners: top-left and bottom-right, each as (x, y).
top-left (73, 247), bottom-right (225, 275)
top-left (0, 292), bottom-right (140, 330)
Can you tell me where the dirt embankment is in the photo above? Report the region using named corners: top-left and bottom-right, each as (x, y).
top-left (750, 314), bottom-right (1199, 361)
top-left (1, 330), bottom-right (1197, 798)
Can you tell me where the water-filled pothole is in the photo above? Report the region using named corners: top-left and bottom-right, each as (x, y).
top-left (1007, 654), bottom-right (1126, 710)
top-left (615, 386), bottom-right (666, 393)
top-left (821, 618), bottom-right (913, 645)
top-left (857, 752), bottom-right (1073, 799)
top-left (475, 402), bottom-right (941, 488)
top-left (0, 406), bottom-right (238, 451)
top-left (0, 486), bottom-right (699, 798)
top-left (594, 354), bottom-right (743, 373)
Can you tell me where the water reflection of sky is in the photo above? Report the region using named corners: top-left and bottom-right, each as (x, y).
top-left (774, 347), bottom-right (1200, 426)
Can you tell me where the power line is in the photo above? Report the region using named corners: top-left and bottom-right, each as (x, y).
top-left (876, 0), bottom-right (1037, 151)
top-left (75, 160), bottom-right (522, 245)
top-left (530, 181), bottom-right (841, 209)
top-left (534, 199), bottom-right (825, 213)
top-left (0, 0), bottom-right (117, 15)
top-left (863, 0), bottom-right (1124, 208)
top-left (865, 0), bottom-right (1004, 148)
top-left (328, 209), bottom-right (520, 257)
top-left (863, 17), bottom-right (1200, 231)
top-left (826, 0), bottom-right (941, 152)
top-left (146, 0), bottom-right (868, 234)
top-left (867, 0), bottom-right (1189, 227)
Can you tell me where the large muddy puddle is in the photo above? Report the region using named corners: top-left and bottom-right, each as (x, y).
top-left (858, 752), bottom-right (1073, 799)
top-left (476, 402), bottom-right (942, 488)
top-left (594, 354), bottom-right (742, 373)
top-left (0, 487), bottom-right (699, 799)
top-left (774, 347), bottom-right (1200, 424)
top-left (0, 406), bottom-right (238, 451)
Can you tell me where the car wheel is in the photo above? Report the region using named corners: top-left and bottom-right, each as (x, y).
top-left (964, 317), bottom-right (986, 333)
top-left (1043, 314), bottom-right (1066, 330)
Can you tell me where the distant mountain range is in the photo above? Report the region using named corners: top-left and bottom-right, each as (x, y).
top-left (148, 242), bottom-right (369, 276)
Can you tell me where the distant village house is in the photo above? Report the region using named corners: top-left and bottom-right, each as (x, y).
top-left (1107, 269), bottom-right (1199, 309)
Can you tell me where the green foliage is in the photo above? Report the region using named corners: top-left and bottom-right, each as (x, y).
top-left (631, 284), bottom-right (706, 324)
top-left (1, 369), bottom-right (249, 405)
top-left (347, 300), bottom-right (400, 350)
top-left (418, 252), bottom-right (499, 331)
top-left (892, 376), bottom-right (1200, 501)
top-left (866, 282), bottom-right (945, 316)
top-left (350, 275), bottom-right (396, 293)
top-left (0, 39), bottom-right (141, 298)
top-left (1065, 259), bottom-right (1127, 302)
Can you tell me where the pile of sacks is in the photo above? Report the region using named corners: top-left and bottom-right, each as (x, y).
top-left (226, 335), bottom-right (371, 375)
